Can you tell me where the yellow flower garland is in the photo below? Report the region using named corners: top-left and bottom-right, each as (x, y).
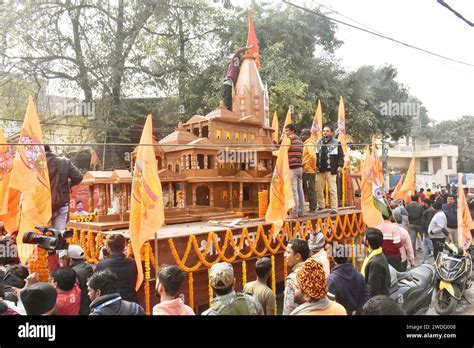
top-left (242, 260), bottom-right (247, 287)
top-left (208, 268), bottom-right (213, 308)
top-left (144, 242), bottom-right (151, 315)
top-left (188, 272), bottom-right (194, 310)
top-left (271, 255), bottom-right (277, 315)
top-left (28, 247), bottom-right (49, 282)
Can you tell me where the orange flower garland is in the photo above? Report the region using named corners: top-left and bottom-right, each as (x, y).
top-left (188, 272), bottom-right (194, 310)
top-left (144, 242), bottom-right (151, 315)
top-left (271, 255), bottom-right (277, 315)
top-left (28, 247), bottom-right (49, 282)
top-left (283, 256), bottom-right (288, 280)
top-left (208, 268), bottom-right (213, 308)
top-left (242, 260), bottom-right (247, 287)
top-left (95, 233), bottom-right (104, 260)
top-left (72, 229), bottom-right (79, 245)
top-left (87, 231), bottom-right (97, 263)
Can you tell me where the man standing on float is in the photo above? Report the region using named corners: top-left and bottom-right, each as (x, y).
top-left (221, 45), bottom-right (252, 110)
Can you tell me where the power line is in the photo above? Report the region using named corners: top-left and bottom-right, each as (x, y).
top-left (283, 1), bottom-right (474, 67)
top-left (437, 0), bottom-right (474, 27)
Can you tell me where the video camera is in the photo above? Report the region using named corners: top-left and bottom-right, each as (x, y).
top-left (22, 226), bottom-right (74, 252)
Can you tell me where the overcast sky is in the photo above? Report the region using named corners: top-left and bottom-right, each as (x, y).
top-left (305, 0), bottom-right (474, 123)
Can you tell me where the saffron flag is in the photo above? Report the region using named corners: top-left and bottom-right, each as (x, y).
top-left (457, 173), bottom-right (473, 250)
top-left (391, 173), bottom-right (405, 199)
top-left (130, 115), bottom-right (164, 290)
top-left (266, 136), bottom-right (295, 237)
top-left (283, 107), bottom-right (292, 130)
top-left (271, 111), bottom-right (279, 143)
top-left (311, 100), bottom-right (323, 141)
top-left (247, 11), bottom-right (260, 69)
top-left (371, 136), bottom-right (384, 186)
top-left (0, 128), bottom-right (20, 233)
top-left (361, 146), bottom-right (385, 227)
top-left (338, 96), bottom-right (350, 167)
top-left (9, 96), bottom-right (51, 263)
top-left (393, 157), bottom-right (416, 202)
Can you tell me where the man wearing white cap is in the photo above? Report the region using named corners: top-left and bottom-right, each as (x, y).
top-left (58, 245), bottom-right (93, 315)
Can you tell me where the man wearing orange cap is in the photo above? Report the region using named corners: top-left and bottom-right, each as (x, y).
top-left (290, 259), bottom-right (346, 315)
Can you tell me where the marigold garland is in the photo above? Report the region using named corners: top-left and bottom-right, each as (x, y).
top-left (242, 260), bottom-right (247, 287)
top-left (208, 268), bottom-right (213, 308)
top-left (188, 272), bottom-right (194, 310)
top-left (72, 229), bottom-right (79, 245)
top-left (271, 255), bottom-right (277, 315)
top-left (95, 233), bottom-right (104, 260)
top-left (283, 256), bottom-right (288, 280)
top-left (143, 242), bottom-right (151, 315)
top-left (28, 247), bottom-right (49, 282)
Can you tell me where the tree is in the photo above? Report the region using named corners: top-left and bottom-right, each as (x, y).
top-left (429, 116), bottom-right (474, 173)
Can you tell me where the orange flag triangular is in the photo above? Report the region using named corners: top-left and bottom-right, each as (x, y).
top-left (0, 128), bottom-right (20, 233)
top-left (371, 136), bottom-right (384, 186)
top-left (266, 136), bottom-right (295, 237)
top-left (361, 146), bottom-right (384, 227)
top-left (393, 157), bottom-right (416, 202)
top-left (283, 107), bottom-right (292, 130)
top-left (391, 174), bottom-right (405, 199)
top-left (457, 173), bottom-right (473, 250)
top-left (247, 11), bottom-right (260, 69)
top-left (311, 100), bottom-right (323, 142)
top-left (271, 111), bottom-right (279, 143)
top-left (130, 115), bottom-right (164, 290)
top-left (9, 96), bottom-right (51, 263)
top-left (338, 96), bottom-right (350, 167)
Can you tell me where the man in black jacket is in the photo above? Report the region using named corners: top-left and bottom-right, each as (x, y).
top-left (45, 145), bottom-right (83, 230)
top-left (95, 234), bottom-right (138, 303)
top-left (315, 125), bottom-right (344, 214)
top-left (362, 228), bottom-right (390, 298)
top-left (406, 195), bottom-right (424, 254)
top-left (87, 270), bottom-right (144, 315)
top-left (420, 199), bottom-right (435, 262)
top-left (442, 194), bottom-right (458, 244)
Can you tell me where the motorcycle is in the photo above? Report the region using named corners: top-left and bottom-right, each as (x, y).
top-left (432, 240), bottom-right (472, 315)
top-left (389, 263), bottom-right (436, 315)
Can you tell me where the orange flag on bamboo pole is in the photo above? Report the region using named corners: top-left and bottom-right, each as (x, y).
top-left (457, 173), bottom-right (473, 250)
top-left (391, 173), bottom-right (404, 199)
top-left (0, 128), bottom-right (20, 233)
top-left (338, 96), bottom-right (350, 167)
top-left (266, 136), bottom-right (295, 237)
top-left (311, 100), bottom-right (323, 141)
top-left (271, 111), bottom-right (279, 143)
top-left (130, 115), bottom-right (164, 290)
top-left (371, 136), bottom-right (384, 186)
top-left (283, 107), bottom-right (292, 130)
top-left (361, 146), bottom-right (386, 227)
top-left (393, 157), bottom-right (416, 202)
top-left (247, 11), bottom-right (260, 69)
top-left (9, 96), bottom-right (51, 264)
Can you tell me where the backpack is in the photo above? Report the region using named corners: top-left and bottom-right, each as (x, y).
top-left (210, 292), bottom-right (252, 315)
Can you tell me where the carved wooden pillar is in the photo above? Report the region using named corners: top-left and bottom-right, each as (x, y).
top-left (192, 184), bottom-right (197, 207)
top-left (210, 185), bottom-right (214, 207)
top-left (229, 182), bottom-right (233, 209)
top-left (168, 183), bottom-right (174, 208)
top-left (98, 185), bottom-right (106, 215)
top-left (88, 185), bottom-right (94, 212)
top-left (182, 182), bottom-right (186, 208)
top-left (239, 182), bottom-right (243, 210)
